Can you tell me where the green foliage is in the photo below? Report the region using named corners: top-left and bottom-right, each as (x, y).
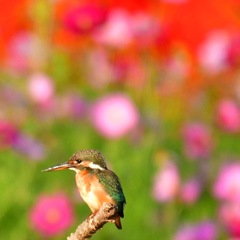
top-left (0, 120), bottom-right (227, 240)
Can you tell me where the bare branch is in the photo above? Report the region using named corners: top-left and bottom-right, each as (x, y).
top-left (67, 203), bottom-right (118, 240)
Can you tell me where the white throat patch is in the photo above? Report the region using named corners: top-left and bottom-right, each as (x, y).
top-left (69, 167), bottom-right (80, 173)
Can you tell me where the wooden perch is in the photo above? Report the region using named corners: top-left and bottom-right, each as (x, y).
top-left (67, 203), bottom-right (118, 240)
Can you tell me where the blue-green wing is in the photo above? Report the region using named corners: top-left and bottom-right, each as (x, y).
top-left (98, 170), bottom-right (126, 217)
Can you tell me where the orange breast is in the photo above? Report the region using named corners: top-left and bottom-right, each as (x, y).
top-left (75, 171), bottom-right (115, 213)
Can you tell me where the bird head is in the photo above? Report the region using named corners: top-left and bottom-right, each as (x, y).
top-left (42, 150), bottom-right (108, 173)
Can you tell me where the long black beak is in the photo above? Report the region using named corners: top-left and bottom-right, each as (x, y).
top-left (42, 162), bottom-right (73, 172)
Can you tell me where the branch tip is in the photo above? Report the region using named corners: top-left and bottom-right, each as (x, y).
top-left (67, 203), bottom-right (118, 240)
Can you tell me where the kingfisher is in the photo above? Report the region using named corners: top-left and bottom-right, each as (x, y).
top-left (42, 150), bottom-right (126, 229)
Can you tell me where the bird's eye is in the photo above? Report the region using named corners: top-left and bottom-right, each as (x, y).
top-left (76, 159), bottom-right (82, 164)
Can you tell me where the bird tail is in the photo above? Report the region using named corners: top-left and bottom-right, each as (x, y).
top-left (115, 216), bottom-right (122, 230)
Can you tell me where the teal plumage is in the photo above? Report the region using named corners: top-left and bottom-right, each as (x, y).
top-left (98, 169), bottom-right (126, 218)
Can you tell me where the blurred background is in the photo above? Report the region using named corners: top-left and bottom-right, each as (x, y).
top-left (1, 0), bottom-right (240, 239)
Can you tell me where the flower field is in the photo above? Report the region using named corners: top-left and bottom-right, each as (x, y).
top-left (1, 1), bottom-right (240, 239)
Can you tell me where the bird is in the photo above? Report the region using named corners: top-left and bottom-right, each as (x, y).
top-left (42, 149), bottom-right (126, 229)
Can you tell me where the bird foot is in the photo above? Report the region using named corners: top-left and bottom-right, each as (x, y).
top-left (87, 210), bottom-right (115, 224)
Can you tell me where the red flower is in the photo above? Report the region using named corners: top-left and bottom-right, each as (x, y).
top-left (63, 4), bottom-right (108, 34)
top-left (219, 202), bottom-right (240, 238)
top-left (0, 0), bottom-right (30, 62)
top-left (159, 0), bottom-right (240, 54)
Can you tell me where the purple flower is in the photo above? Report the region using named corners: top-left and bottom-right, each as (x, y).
top-left (29, 193), bottom-right (75, 237)
top-left (182, 123), bottom-right (213, 159)
top-left (152, 161), bottom-right (180, 202)
top-left (216, 99), bottom-right (240, 133)
top-left (195, 221), bottom-right (218, 240)
top-left (213, 163), bottom-right (240, 202)
top-left (12, 134), bottom-right (46, 161)
top-left (59, 95), bottom-right (87, 119)
top-left (174, 221), bottom-right (217, 240)
top-left (64, 4), bottom-right (107, 34)
top-left (91, 93), bottom-right (139, 139)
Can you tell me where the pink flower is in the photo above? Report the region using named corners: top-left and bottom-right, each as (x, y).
top-left (64, 4), bottom-right (107, 34)
top-left (219, 202), bottom-right (240, 238)
top-left (174, 221), bottom-right (217, 240)
top-left (152, 161), bottom-right (180, 202)
top-left (91, 93), bottom-right (139, 139)
top-left (94, 10), bottom-right (160, 48)
top-left (164, 56), bottom-right (190, 80)
top-left (86, 49), bottom-right (113, 88)
top-left (28, 73), bottom-right (55, 107)
top-left (216, 99), bottom-right (240, 132)
top-left (180, 179), bottom-right (201, 204)
top-left (7, 32), bottom-right (32, 72)
top-left (29, 193), bottom-right (75, 237)
top-left (130, 13), bottom-right (160, 47)
top-left (174, 225), bottom-right (196, 240)
top-left (198, 31), bottom-right (229, 74)
top-left (6, 32), bottom-right (47, 73)
top-left (112, 58), bottom-right (147, 87)
top-left (0, 120), bottom-right (18, 148)
top-left (182, 123), bottom-right (213, 159)
top-left (93, 9), bottom-right (134, 48)
top-left (213, 163), bottom-right (240, 202)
